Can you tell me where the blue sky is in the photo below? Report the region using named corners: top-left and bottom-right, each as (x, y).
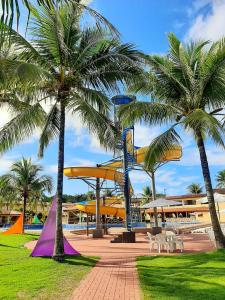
top-left (1, 0), bottom-right (225, 197)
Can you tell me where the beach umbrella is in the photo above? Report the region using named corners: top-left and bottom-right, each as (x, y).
top-left (141, 198), bottom-right (182, 209)
top-left (141, 198), bottom-right (182, 227)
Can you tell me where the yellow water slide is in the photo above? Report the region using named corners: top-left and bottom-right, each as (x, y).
top-left (64, 167), bottom-right (126, 218)
top-left (75, 202), bottom-right (125, 219)
top-left (64, 146), bottom-right (182, 219)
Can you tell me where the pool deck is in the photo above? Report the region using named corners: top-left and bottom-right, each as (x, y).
top-left (26, 233), bottom-right (213, 300)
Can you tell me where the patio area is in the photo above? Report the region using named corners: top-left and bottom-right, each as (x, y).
top-left (26, 233), bottom-right (214, 300)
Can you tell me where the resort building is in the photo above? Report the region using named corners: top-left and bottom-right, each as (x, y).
top-left (145, 189), bottom-right (225, 224)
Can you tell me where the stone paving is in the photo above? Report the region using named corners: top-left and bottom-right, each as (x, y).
top-left (26, 233), bottom-right (214, 300)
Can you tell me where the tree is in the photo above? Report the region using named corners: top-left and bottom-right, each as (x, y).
top-left (120, 33), bottom-right (225, 248)
top-left (0, 3), bottom-right (142, 260)
top-left (0, 158), bottom-right (53, 233)
top-left (141, 186), bottom-right (152, 206)
top-left (102, 189), bottom-right (114, 198)
top-left (187, 183), bottom-right (203, 194)
top-left (216, 170), bottom-right (225, 188)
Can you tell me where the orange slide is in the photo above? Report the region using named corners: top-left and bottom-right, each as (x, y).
top-left (2, 214), bottom-right (23, 235)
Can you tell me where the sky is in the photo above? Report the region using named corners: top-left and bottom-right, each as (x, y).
top-left (1, 0), bottom-right (225, 197)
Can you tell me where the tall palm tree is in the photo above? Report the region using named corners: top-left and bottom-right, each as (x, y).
top-left (0, 158), bottom-right (53, 233)
top-left (120, 33), bottom-right (225, 248)
top-left (187, 183), bottom-right (203, 194)
top-left (216, 170), bottom-right (225, 188)
top-left (0, 4), bottom-right (142, 260)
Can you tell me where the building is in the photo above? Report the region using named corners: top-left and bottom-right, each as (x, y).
top-left (145, 189), bottom-right (225, 223)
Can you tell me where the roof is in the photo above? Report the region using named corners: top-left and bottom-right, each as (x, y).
top-left (166, 189), bottom-right (225, 201)
top-left (146, 206), bottom-right (209, 213)
top-left (141, 198), bottom-right (181, 208)
top-left (0, 210), bottom-right (21, 216)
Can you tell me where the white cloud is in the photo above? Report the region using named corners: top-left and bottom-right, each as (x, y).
top-left (47, 157), bottom-right (96, 174)
top-left (47, 164), bottom-right (58, 174)
top-left (0, 154), bottom-right (21, 174)
top-left (187, 0), bottom-right (212, 16)
top-left (134, 124), bottom-right (162, 147)
top-left (130, 167), bottom-right (200, 196)
top-left (69, 157), bottom-right (96, 167)
top-left (176, 144), bottom-right (225, 167)
top-left (186, 0), bottom-right (225, 41)
top-left (80, 0), bottom-right (93, 4)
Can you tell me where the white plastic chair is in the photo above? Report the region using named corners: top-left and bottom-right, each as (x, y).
top-left (172, 235), bottom-right (184, 252)
top-left (147, 232), bottom-right (159, 253)
top-left (155, 233), bottom-right (172, 253)
top-left (165, 231), bottom-right (184, 252)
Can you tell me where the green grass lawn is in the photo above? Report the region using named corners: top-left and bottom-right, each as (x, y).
top-left (137, 250), bottom-right (225, 300)
top-left (0, 234), bottom-right (98, 300)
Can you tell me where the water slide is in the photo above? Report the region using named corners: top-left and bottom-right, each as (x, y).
top-left (64, 146), bottom-right (182, 219)
top-left (64, 167), bottom-right (126, 218)
top-left (75, 201), bottom-right (125, 219)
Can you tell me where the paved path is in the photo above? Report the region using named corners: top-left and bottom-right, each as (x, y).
top-left (26, 233), bottom-right (213, 300)
top-left (72, 256), bottom-right (140, 300)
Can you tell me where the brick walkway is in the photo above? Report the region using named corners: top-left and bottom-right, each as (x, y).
top-left (26, 233), bottom-right (213, 300)
top-left (72, 256), bottom-right (140, 300)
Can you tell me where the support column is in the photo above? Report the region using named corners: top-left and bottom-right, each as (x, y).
top-left (93, 177), bottom-right (103, 238)
top-left (123, 132), bottom-right (131, 231)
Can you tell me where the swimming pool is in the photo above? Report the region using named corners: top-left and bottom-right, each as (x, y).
top-left (1, 222), bottom-right (147, 231)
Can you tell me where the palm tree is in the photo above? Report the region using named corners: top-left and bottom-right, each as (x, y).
top-left (0, 4), bottom-right (142, 260)
top-left (187, 183), bottom-right (203, 194)
top-left (0, 158), bottom-right (53, 233)
top-left (102, 189), bottom-right (114, 198)
top-left (216, 170), bottom-right (225, 188)
top-left (120, 33), bottom-right (225, 248)
top-left (141, 186), bottom-right (153, 205)
top-left (142, 186), bottom-right (152, 199)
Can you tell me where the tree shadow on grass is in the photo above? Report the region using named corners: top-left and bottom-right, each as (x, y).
top-left (137, 250), bottom-right (225, 300)
top-left (35, 255), bottom-right (99, 267)
top-left (62, 255), bottom-right (98, 267)
top-left (0, 243), bottom-right (21, 249)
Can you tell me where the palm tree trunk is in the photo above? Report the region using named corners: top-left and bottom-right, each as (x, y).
top-left (196, 130), bottom-right (225, 248)
top-left (151, 171), bottom-right (158, 227)
top-left (22, 192), bottom-right (27, 234)
top-left (53, 100), bottom-right (65, 261)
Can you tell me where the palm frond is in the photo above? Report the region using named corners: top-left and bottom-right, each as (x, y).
top-left (118, 101), bottom-right (177, 127)
top-left (144, 126), bottom-right (181, 169)
top-left (1, 0), bottom-right (119, 37)
top-left (183, 109), bottom-right (225, 148)
top-left (0, 103), bottom-right (46, 153)
top-left (71, 96), bottom-right (118, 151)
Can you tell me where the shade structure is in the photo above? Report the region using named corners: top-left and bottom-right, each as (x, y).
top-left (201, 193), bottom-right (225, 204)
top-left (2, 214), bottom-right (23, 235)
top-left (141, 198), bottom-right (182, 209)
top-left (31, 197), bottom-right (79, 257)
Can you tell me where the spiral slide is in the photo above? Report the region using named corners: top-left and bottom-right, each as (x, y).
top-left (64, 146), bottom-right (182, 219)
